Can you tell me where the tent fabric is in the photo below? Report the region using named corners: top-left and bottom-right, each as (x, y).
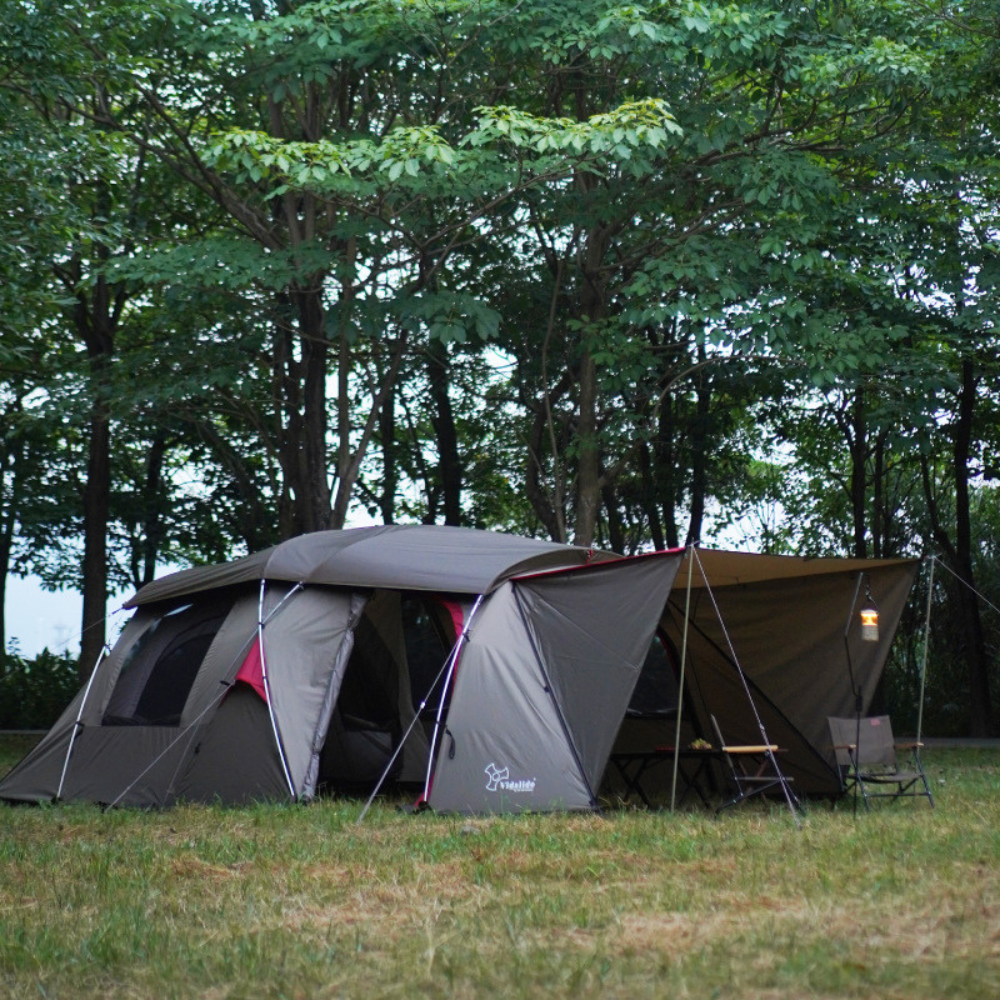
top-left (427, 552), bottom-right (686, 812)
top-left (423, 581), bottom-right (598, 813)
top-left (1, 527), bottom-right (678, 812)
top-left (125, 525), bottom-right (616, 608)
top-left (675, 549), bottom-right (918, 587)
top-left (175, 687), bottom-right (288, 804)
top-left (516, 555), bottom-right (682, 785)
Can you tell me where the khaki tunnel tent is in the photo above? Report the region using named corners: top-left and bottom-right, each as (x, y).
top-left (611, 549), bottom-right (920, 798)
top-left (0, 526), bottom-right (684, 812)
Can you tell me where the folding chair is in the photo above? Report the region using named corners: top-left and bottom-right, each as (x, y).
top-left (827, 715), bottom-right (934, 810)
top-left (710, 715), bottom-right (799, 815)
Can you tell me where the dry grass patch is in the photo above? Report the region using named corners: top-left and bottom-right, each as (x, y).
top-left (1, 745), bottom-right (999, 999)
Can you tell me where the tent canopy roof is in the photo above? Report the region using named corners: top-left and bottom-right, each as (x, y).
top-left (126, 525), bottom-right (618, 608)
top-left (678, 548), bottom-right (919, 589)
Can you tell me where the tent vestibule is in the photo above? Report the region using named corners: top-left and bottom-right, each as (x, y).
top-left (608, 550), bottom-right (920, 799)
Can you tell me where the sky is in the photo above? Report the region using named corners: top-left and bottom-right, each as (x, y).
top-left (5, 575), bottom-right (132, 659)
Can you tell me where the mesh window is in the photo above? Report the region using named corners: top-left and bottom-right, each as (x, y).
top-left (401, 595), bottom-right (457, 712)
top-left (103, 600), bottom-right (232, 726)
top-left (626, 632), bottom-right (680, 717)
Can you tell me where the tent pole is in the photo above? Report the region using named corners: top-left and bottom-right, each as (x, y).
top-left (917, 556), bottom-right (935, 746)
top-left (55, 642), bottom-right (109, 800)
top-left (421, 594), bottom-right (484, 805)
top-left (669, 546), bottom-right (696, 813)
top-left (258, 579), bottom-right (296, 799)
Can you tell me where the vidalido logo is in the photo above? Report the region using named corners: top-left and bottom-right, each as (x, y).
top-left (484, 762), bottom-right (536, 794)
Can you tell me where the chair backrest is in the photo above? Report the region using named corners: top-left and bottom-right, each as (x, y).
top-left (828, 716), bottom-right (898, 769)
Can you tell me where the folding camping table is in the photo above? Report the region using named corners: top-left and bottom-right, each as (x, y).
top-left (608, 746), bottom-right (721, 808)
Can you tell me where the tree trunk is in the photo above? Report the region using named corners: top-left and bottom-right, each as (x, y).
top-left (297, 281), bottom-right (333, 533)
top-left (379, 384), bottom-right (397, 525)
top-left (872, 430), bottom-right (886, 559)
top-left (573, 347), bottom-right (601, 544)
top-left (601, 481), bottom-right (626, 554)
top-left (427, 340), bottom-right (463, 526)
top-left (686, 358), bottom-right (710, 546)
top-left (0, 423), bottom-right (25, 654)
top-left (80, 358), bottom-right (111, 680)
top-left (142, 434), bottom-right (166, 584)
top-left (525, 373), bottom-right (570, 543)
top-left (657, 395), bottom-right (680, 550)
top-left (639, 440), bottom-right (665, 551)
top-left (76, 273), bottom-right (115, 681)
top-left (953, 358), bottom-right (993, 736)
top-left (849, 387), bottom-right (868, 559)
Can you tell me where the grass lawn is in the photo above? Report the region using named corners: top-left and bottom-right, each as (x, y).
top-left (1, 735), bottom-right (998, 999)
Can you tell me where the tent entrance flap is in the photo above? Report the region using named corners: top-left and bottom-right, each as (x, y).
top-left (427, 551), bottom-right (684, 814)
top-left (315, 590), bottom-right (431, 794)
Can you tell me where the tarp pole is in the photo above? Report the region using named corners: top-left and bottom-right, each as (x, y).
top-left (917, 556), bottom-right (935, 746)
top-left (258, 579), bottom-right (296, 799)
top-left (55, 642), bottom-right (109, 800)
top-left (669, 546), bottom-right (696, 813)
top-left (842, 571), bottom-right (864, 816)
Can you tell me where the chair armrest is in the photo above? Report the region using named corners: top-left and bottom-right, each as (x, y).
top-left (722, 744), bottom-right (778, 754)
top-left (896, 741), bottom-right (924, 749)
top-left (830, 743), bottom-right (857, 750)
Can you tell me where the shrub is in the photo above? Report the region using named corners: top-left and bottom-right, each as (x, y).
top-left (0, 650), bottom-right (80, 729)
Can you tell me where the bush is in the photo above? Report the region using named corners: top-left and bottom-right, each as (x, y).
top-left (0, 650), bottom-right (81, 729)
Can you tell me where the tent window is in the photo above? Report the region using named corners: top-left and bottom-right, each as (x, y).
top-left (401, 595), bottom-right (457, 712)
top-left (626, 632), bottom-right (680, 718)
top-left (103, 601), bottom-right (231, 726)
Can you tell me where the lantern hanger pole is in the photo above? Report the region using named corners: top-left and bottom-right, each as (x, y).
top-left (843, 572), bottom-right (864, 716)
top-left (842, 571), bottom-right (865, 816)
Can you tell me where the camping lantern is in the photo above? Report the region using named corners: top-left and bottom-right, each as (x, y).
top-left (860, 583), bottom-right (879, 643)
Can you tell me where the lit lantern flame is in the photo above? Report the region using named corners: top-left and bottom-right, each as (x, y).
top-left (860, 606), bottom-right (879, 643)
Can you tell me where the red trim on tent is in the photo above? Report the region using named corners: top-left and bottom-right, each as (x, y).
top-left (509, 546), bottom-right (686, 583)
top-left (432, 596), bottom-right (465, 644)
top-left (235, 637), bottom-right (268, 702)
top-left (421, 596), bottom-right (469, 805)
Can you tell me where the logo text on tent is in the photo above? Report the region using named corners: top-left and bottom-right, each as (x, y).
top-left (485, 762), bottom-right (536, 794)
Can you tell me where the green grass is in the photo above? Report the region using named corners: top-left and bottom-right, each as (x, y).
top-left (1, 737), bottom-right (998, 999)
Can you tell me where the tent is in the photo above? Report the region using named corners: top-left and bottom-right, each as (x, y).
top-left (611, 549), bottom-right (921, 798)
top-left (0, 526), bottom-right (683, 812)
